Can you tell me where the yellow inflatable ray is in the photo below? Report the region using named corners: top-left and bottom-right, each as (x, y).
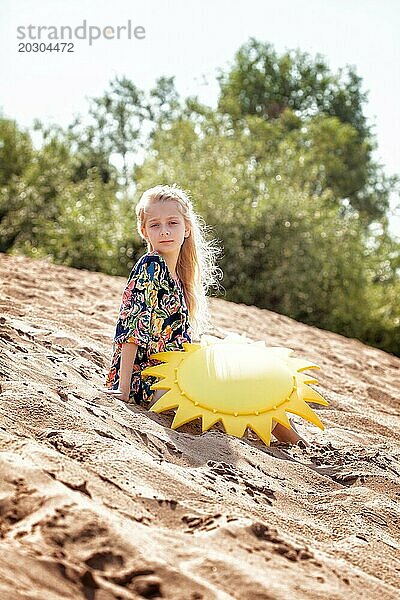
top-left (141, 336), bottom-right (328, 446)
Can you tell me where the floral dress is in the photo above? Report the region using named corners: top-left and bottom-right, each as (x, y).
top-left (105, 251), bottom-right (192, 405)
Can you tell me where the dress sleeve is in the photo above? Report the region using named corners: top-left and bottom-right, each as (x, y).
top-left (114, 256), bottom-right (160, 346)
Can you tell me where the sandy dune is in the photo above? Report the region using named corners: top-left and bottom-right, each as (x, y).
top-left (0, 252), bottom-right (399, 599)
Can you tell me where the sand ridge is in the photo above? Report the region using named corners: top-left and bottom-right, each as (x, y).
top-left (0, 252), bottom-right (399, 599)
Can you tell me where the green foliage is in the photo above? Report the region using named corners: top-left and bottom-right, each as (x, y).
top-left (16, 172), bottom-right (121, 272)
top-left (217, 38), bottom-right (395, 223)
top-left (0, 118), bottom-right (33, 187)
top-left (66, 76), bottom-right (183, 191)
top-left (0, 118), bottom-right (136, 273)
top-left (217, 38), bottom-right (369, 135)
top-left (359, 223), bottom-right (400, 355)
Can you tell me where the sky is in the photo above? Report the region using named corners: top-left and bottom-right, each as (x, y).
top-left (1, 0), bottom-right (399, 237)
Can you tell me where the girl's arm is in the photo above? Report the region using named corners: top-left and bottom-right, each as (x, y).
top-left (118, 342), bottom-right (138, 399)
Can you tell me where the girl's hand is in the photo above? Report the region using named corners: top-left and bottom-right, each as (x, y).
top-left (98, 388), bottom-right (131, 402)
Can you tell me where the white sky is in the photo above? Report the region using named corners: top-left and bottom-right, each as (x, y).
top-left (1, 0), bottom-right (399, 237)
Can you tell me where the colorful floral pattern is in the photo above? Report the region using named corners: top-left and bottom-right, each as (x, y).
top-left (105, 251), bottom-right (192, 405)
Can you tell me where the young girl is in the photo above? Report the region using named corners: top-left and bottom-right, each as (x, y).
top-left (102, 184), bottom-right (306, 445)
top-left (103, 184), bottom-right (220, 409)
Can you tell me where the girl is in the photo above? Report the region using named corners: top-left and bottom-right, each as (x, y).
top-left (102, 184), bottom-right (306, 445)
top-left (103, 184), bottom-right (221, 409)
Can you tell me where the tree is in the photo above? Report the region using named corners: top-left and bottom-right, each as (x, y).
top-left (147, 76), bottom-right (182, 130)
top-left (69, 77), bottom-right (146, 191)
top-left (66, 76), bottom-right (182, 192)
top-left (0, 122), bottom-right (129, 274)
top-left (216, 38), bottom-right (395, 223)
top-left (217, 38), bottom-right (369, 135)
top-left (0, 117), bottom-right (33, 187)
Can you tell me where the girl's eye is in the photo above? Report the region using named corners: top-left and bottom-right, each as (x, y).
top-left (150, 224), bottom-right (159, 228)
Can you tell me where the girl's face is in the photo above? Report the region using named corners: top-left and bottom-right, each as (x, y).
top-left (142, 200), bottom-right (190, 257)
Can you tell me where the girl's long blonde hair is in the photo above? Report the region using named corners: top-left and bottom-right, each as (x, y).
top-left (135, 184), bottom-right (222, 340)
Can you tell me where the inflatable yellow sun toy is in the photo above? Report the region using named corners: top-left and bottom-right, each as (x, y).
top-left (141, 335), bottom-right (328, 446)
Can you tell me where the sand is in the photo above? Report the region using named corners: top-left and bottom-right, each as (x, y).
top-left (0, 252), bottom-right (399, 600)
